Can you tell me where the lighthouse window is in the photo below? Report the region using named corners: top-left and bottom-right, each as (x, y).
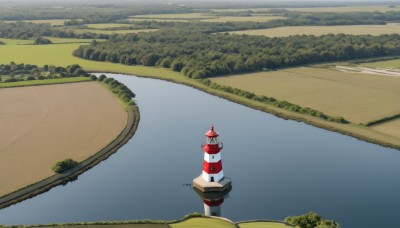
top-left (211, 166), bottom-right (215, 171)
top-left (212, 156), bottom-right (214, 159)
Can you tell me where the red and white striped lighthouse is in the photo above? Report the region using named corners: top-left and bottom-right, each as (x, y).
top-left (193, 126), bottom-right (232, 193)
top-left (202, 126), bottom-right (224, 182)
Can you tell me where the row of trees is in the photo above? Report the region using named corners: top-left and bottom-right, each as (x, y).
top-left (0, 4), bottom-right (192, 21)
top-left (284, 212), bottom-right (340, 228)
top-left (98, 74), bottom-right (136, 106)
top-left (73, 31), bottom-right (400, 78)
top-left (0, 62), bottom-right (89, 82)
top-left (0, 22), bottom-right (109, 40)
top-left (199, 79), bottom-right (348, 124)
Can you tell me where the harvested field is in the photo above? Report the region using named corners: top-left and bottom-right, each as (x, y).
top-left (72, 29), bottom-right (158, 35)
top-left (130, 13), bottom-right (215, 20)
top-left (211, 5), bottom-right (400, 13)
top-left (4, 19), bottom-right (70, 26)
top-left (85, 23), bottom-right (133, 29)
top-left (228, 23), bottom-right (400, 37)
top-left (0, 82), bottom-right (127, 196)
top-left (201, 15), bottom-right (285, 22)
top-left (211, 66), bottom-right (400, 124)
top-left (372, 119), bottom-right (400, 139)
top-left (285, 5), bottom-right (400, 13)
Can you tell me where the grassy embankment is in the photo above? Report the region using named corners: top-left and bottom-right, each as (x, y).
top-left (228, 23), bottom-right (400, 37)
top-left (0, 77), bottom-right (90, 88)
top-left (0, 37), bottom-right (399, 149)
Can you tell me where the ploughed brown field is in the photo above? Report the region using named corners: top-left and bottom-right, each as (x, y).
top-left (0, 82), bottom-right (127, 197)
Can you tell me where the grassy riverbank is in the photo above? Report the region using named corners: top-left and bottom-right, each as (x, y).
top-left (0, 39), bottom-right (399, 149)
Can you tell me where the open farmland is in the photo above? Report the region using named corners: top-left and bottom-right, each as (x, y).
top-left (130, 13), bottom-right (216, 20)
top-left (372, 119), bottom-right (400, 139)
top-left (360, 59), bottom-right (400, 68)
top-left (72, 28), bottom-right (158, 35)
top-left (0, 82), bottom-right (127, 196)
top-left (228, 23), bottom-right (400, 37)
top-left (285, 5), bottom-right (400, 13)
top-left (84, 23), bottom-right (133, 29)
top-left (211, 66), bottom-right (400, 125)
top-left (4, 19), bottom-right (70, 26)
top-left (211, 5), bottom-right (400, 13)
top-left (200, 15), bottom-right (286, 22)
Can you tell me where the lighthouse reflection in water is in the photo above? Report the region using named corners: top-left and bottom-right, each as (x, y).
top-left (193, 187), bottom-right (231, 217)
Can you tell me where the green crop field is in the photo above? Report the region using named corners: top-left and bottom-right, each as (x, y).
top-left (170, 217), bottom-right (235, 228)
top-left (0, 38), bottom-right (33, 45)
top-left (0, 41), bottom-right (186, 82)
top-left (0, 37), bottom-right (96, 45)
top-left (285, 5), bottom-right (400, 13)
top-left (211, 66), bottom-right (400, 124)
top-left (228, 23), bottom-right (400, 37)
top-left (72, 29), bottom-right (158, 35)
top-left (238, 222), bottom-right (293, 228)
top-left (201, 15), bottom-right (286, 22)
top-left (360, 59), bottom-right (400, 68)
top-left (131, 13), bottom-right (216, 20)
top-left (4, 19), bottom-right (70, 26)
top-left (39, 225), bottom-right (167, 228)
top-left (211, 5), bottom-right (400, 13)
top-left (85, 23), bottom-right (133, 29)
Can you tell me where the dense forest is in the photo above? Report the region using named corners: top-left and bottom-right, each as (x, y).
top-left (0, 22), bottom-right (108, 39)
top-left (0, 4), bottom-right (192, 22)
top-left (73, 31), bottom-right (400, 78)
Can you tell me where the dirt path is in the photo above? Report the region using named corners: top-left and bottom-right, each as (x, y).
top-left (0, 82), bottom-right (127, 197)
top-left (336, 66), bottom-right (400, 78)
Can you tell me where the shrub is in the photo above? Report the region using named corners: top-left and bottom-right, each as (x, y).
top-left (26, 76), bottom-right (35, 80)
top-left (284, 212), bottom-right (339, 228)
top-left (37, 76), bottom-right (45, 80)
top-left (90, 75), bottom-right (98, 81)
top-left (98, 74), bottom-right (107, 81)
top-left (52, 158), bottom-right (79, 174)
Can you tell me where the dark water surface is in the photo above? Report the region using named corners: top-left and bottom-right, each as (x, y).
top-left (0, 74), bottom-right (399, 227)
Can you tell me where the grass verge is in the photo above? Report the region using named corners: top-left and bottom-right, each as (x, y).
top-left (0, 77), bottom-right (90, 88)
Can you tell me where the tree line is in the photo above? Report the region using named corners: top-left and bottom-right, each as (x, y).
top-left (73, 31), bottom-right (400, 78)
top-left (0, 22), bottom-right (108, 40)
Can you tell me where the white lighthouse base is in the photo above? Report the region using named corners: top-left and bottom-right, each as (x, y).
top-left (193, 175), bottom-right (232, 193)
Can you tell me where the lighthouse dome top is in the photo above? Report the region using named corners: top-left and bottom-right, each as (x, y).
top-left (205, 126), bottom-right (219, 137)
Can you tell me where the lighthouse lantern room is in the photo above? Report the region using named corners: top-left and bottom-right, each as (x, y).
top-left (193, 126), bottom-right (232, 193)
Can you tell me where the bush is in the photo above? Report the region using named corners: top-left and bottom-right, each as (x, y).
top-left (33, 36), bottom-right (52, 45)
top-left (26, 76), bottom-right (35, 80)
top-left (37, 75), bottom-right (45, 80)
top-left (90, 75), bottom-right (98, 81)
top-left (98, 74), bottom-right (107, 81)
top-left (284, 212), bottom-right (339, 228)
top-left (52, 158), bottom-right (79, 174)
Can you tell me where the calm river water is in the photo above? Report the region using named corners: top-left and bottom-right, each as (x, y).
top-left (0, 74), bottom-right (399, 227)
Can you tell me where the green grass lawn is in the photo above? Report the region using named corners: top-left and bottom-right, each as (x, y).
top-left (237, 222), bottom-right (293, 228)
top-left (0, 77), bottom-right (91, 89)
top-left (170, 217), bottom-right (235, 228)
top-left (72, 29), bottom-right (158, 35)
top-left (360, 59), bottom-right (400, 68)
top-left (39, 225), bottom-right (167, 228)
